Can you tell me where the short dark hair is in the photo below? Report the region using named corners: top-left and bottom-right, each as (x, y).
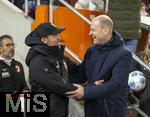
top-left (0, 34), bottom-right (13, 45)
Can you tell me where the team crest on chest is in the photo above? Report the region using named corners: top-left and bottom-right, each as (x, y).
top-left (15, 65), bottom-right (20, 73)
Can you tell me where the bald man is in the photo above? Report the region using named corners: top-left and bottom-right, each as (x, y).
top-left (66, 15), bottom-right (132, 117)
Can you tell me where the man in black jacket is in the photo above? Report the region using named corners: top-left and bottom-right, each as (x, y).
top-left (25, 22), bottom-right (76, 117)
top-left (0, 34), bottom-right (27, 93)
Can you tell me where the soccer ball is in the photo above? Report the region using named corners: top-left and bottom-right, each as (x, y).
top-left (128, 71), bottom-right (146, 92)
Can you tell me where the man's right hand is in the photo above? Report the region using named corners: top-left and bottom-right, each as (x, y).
top-left (94, 79), bottom-right (104, 85)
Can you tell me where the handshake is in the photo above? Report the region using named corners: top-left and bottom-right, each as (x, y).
top-left (65, 79), bottom-right (104, 100)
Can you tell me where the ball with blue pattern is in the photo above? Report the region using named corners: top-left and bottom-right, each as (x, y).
top-left (128, 71), bottom-right (146, 92)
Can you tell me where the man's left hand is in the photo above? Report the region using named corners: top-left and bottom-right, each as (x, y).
top-left (66, 84), bottom-right (84, 100)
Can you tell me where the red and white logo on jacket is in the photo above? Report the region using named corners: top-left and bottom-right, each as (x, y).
top-left (15, 65), bottom-right (20, 73)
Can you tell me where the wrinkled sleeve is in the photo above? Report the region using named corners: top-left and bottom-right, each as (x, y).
top-left (30, 57), bottom-right (76, 96)
top-left (64, 56), bottom-right (87, 84)
top-left (84, 53), bottom-right (132, 99)
top-left (65, 47), bottom-right (93, 84)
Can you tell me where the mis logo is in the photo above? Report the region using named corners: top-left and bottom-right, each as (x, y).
top-left (5, 93), bottom-right (49, 113)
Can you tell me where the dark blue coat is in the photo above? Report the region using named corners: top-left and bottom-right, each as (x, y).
top-left (75, 31), bottom-right (132, 117)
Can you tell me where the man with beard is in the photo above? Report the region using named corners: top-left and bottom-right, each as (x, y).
top-left (0, 34), bottom-right (27, 93)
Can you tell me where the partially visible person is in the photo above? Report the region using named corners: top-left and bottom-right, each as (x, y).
top-left (13, 0), bottom-right (24, 9)
top-left (9, 0), bottom-right (36, 19)
top-left (25, 22), bottom-right (76, 117)
top-left (0, 34), bottom-right (27, 93)
top-left (107, 0), bottom-right (141, 53)
top-left (74, 0), bottom-right (89, 10)
top-left (141, 2), bottom-right (149, 16)
top-left (142, 0), bottom-right (150, 15)
top-left (133, 32), bottom-right (150, 117)
top-left (74, 0), bottom-right (104, 11)
top-left (40, 0), bottom-right (77, 6)
top-left (66, 15), bottom-right (132, 117)
top-left (53, 0), bottom-right (78, 6)
top-left (22, 0), bottom-right (36, 18)
top-left (142, 0), bottom-right (150, 5)
top-left (66, 0), bottom-right (78, 6)
top-left (89, 0), bottom-right (105, 11)
top-left (40, 0), bottom-right (49, 5)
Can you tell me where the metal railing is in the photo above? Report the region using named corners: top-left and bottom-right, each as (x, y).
top-left (9, 0), bottom-right (29, 17)
top-left (58, 0), bottom-right (91, 25)
top-left (128, 91), bottom-right (149, 117)
top-left (132, 53), bottom-right (150, 71)
top-left (49, 0), bottom-right (54, 23)
top-left (24, 0), bottom-right (29, 17)
top-left (58, 0), bottom-right (150, 72)
top-left (65, 47), bottom-right (82, 63)
top-left (21, 0), bottom-right (150, 72)
top-left (57, 0), bottom-right (150, 117)
top-left (128, 102), bottom-right (149, 117)
top-left (22, 0), bottom-right (40, 18)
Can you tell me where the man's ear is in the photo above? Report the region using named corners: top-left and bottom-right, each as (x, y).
top-left (104, 26), bottom-right (109, 34)
top-left (41, 37), bottom-right (47, 44)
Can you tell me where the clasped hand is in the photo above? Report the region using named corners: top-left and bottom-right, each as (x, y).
top-left (65, 79), bottom-right (104, 100)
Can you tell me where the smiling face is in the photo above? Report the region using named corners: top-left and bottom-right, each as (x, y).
top-left (89, 20), bottom-right (106, 45)
top-left (41, 34), bottom-right (61, 46)
top-left (89, 19), bottom-right (113, 45)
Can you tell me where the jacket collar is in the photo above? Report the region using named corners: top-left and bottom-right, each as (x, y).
top-left (33, 44), bottom-right (65, 58)
top-left (25, 44), bottom-right (65, 66)
top-left (94, 31), bottom-right (124, 51)
top-left (0, 56), bottom-right (13, 66)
